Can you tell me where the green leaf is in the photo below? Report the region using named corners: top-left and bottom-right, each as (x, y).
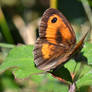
top-left (78, 64), bottom-right (92, 78)
top-left (64, 60), bottom-right (80, 74)
top-left (31, 74), bottom-right (47, 84)
top-left (1, 76), bottom-right (19, 89)
top-left (0, 42), bottom-right (92, 84)
top-left (82, 43), bottom-right (92, 65)
top-left (76, 71), bottom-right (92, 88)
top-left (30, 73), bottom-right (69, 92)
top-left (0, 45), bottom-right (42, 79)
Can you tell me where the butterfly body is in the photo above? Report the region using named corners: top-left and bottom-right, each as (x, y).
top-left (33, 8), bottom-right (88, 71)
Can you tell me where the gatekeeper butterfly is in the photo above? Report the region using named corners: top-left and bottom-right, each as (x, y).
top-left (33, 8), bottom-right (88, 71)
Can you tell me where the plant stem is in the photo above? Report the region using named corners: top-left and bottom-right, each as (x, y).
top-left (50, 0), bottom-right (57, 9)
top-left (0, 43), bottom-right (15, 48)
top-left (69, 83), bottom-right (76, 92)
top-left (0, 7), bottom-right (14, 44)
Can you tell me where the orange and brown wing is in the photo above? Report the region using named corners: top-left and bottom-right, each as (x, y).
top-left (39, 8), bottom-right (76, 47)
top-left (33, 8), bottom-right (77, 71)
top-left (33, 38), bottom-right (69, 71)
top-left (53, 31), bottom-right (89, 68)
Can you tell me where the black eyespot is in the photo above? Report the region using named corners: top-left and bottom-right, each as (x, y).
top-left (51, 17), bottom-right (57, 23)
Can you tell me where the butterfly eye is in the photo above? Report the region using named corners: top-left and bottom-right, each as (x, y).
top-left (51, 17), bottom-right (57, 23)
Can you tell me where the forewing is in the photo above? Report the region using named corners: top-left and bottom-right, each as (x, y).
top-left (39, 8), bottom-right (76, 47)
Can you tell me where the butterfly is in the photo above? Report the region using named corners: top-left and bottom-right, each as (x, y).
top-left (33, 8), bottom-right (88, 71)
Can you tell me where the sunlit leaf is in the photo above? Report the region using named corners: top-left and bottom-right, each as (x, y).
top-left (76, 71), bottom-right (92, 88)
top-left (0, 45), bottom-right (42, 79)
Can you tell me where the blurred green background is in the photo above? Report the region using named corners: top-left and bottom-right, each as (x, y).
top-left (0, 0), bottom-right (92, 92)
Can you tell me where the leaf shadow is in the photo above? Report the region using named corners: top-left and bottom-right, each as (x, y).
top-left (50, 65), bottom-right (72, 83)
top-left (73, 52), bottom-right (88, 64)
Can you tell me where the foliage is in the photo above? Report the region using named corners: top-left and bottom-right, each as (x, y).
top-left (0, 43), bottom-right (91, 92)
